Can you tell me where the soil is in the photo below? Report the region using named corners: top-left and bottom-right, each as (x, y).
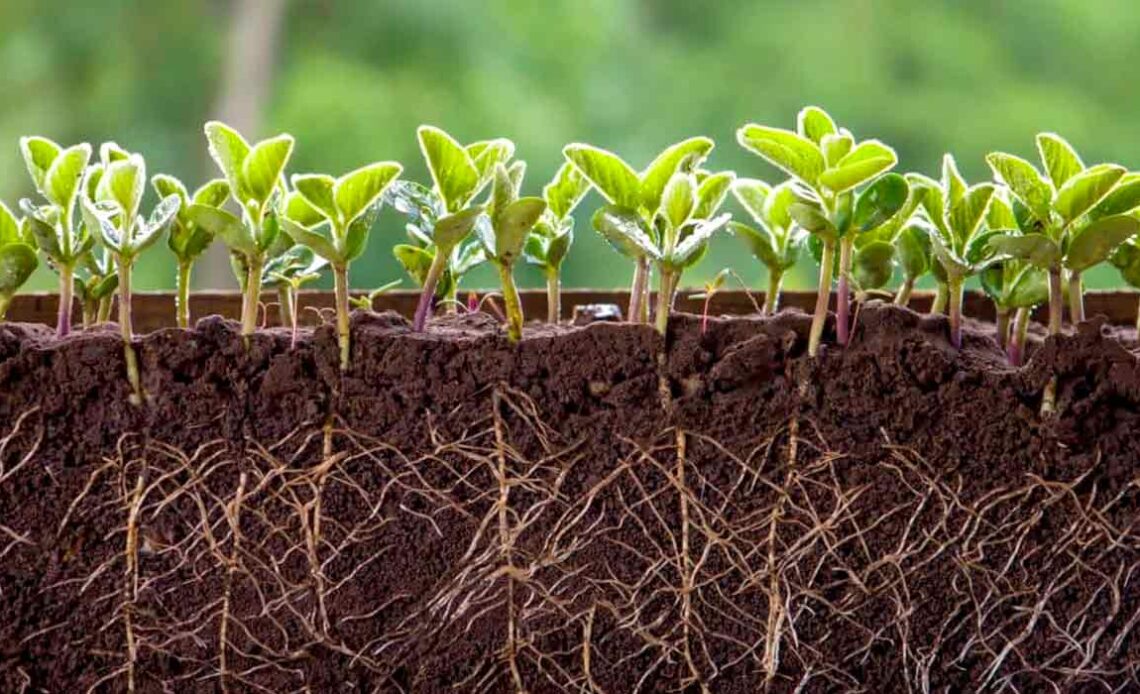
top-left (3, 300), bottom-right (1140, 692)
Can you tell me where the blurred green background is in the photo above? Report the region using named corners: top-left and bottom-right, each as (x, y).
top-left (3, 0), bottom-right (1138, 293)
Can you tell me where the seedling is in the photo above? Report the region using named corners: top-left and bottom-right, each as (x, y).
top-left (1110, 239), bottom-right (1140, 330)
top-left (0, 202), bottom-right (38, 320)
top-left (737, 106), bottom-right (901, 355)
top-left (75, 249), bottom-right (118, 326)
top-left (986, 134), bottom-right (1140, 334)
top-left (893, 223), bottom-right (931, 308)
top-left (729, 179), bottom-right (804, 314)
top-left (18, 136), bottom-right (93, 335)
top-left (80, 151), bottom-right (181, 405)
top-left (907, 154), bottom-right (997, 348)
top-left (688, 267), bottom-right (730, 334)
top-left (152, 174), bottom-right (230, 328)
top-left (262, 244), bottom-right (328, 347)
top-left (187, 121), bottom-right (295, 343)
top-left (592, 167), bottom-right (733, 334)
top-left (523, 162), bottom-right (591, 322)
top-left (281, 161), bottom-right (403, 369)
top-left (475, 162), bottom-right (547, 341)
top-left (349, 279), bottom-right (402, 310)
top-left (564, 136), bottom-right (714, 323)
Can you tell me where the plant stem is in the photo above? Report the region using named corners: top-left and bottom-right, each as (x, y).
top-left (81, 298), bottom-right (94, 328)
top-left (809, 239), bottom-right (836, 358)
top-left (629, 257), bottom-right (648, 323)
top-left (947, 276), bottom-right (964, 349)
top-left (1047, 267), bottom-right (1063, 335)
top-left (116, 255), bottom-right (143, 406)
top-left (290, 287), bottom-right (300, 350)
top-left (894, 277), bottom-right (914, 307)
top-left (333, 263), bottom-right (351, 370)
top-left (1008, 308), bottom-right (1030, 366)
top-left (654, 268), bottom-right (679, 336)
top-left (176, 260), bottom-right (193, 329)
top-left (0, 295), bottom-right (10, 321)
top-left (995, 306), bottom-right (1010, 351)
top-left (97, 296), bottom-right (113, 324)
top-left (835, 237), bottom-right (853, 345)
top-left (763, 270), bottom-right (783, 315)
top-left (640, 265), bottom-right (652, 324)
top-left (930, 282), bottom-right (948, 315)
top-left (413, 252), bottom-right (447, 332)
top-left (240, 254), bottom-right (263, 345)
top-left (545, 267), bottom-right (561, 324)
top-left (57, 264), bottom-right (74, 337)
top-left (277, 282), bottom-right (294, 329)
top-left (1067, 270), bottom-right (1084, 326)
top-left (497, 262), bottom-right (524, 342)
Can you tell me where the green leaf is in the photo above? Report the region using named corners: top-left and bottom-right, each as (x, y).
top-left (80, 198), bottom-right (124, 252)
top-left (433, 206), bottom-right (484, 252)
top-left (292, 174), bottom-right (337, 221)
top-left (927, 228), bottom-right (968, 278)
top-left (906, 172), bottom-right (946, 234)
top-left (730, 221), bottom-right (780, 269)
top-left (818, 140), bottom-right (897, 194)
top-left (284, 190), bottom-right (326, 228)
top-left (0, 202), bottom-right (20, 246)
top-left (1064, 214), bottom-right (1140, 272)
top-left (506, 160), bottom-right (527, 195)
top-left (638, 137), bottom-right (714, 213)
top-left (418, 125), bottom-right (480, 213)
top-left (796, 106), bottom-right (837, 145)
top-left (98, 156), bottom-right (145, 221)
top-left (1007, 266), bottom-right (1049, 308)
top-left (963, 228), bottom-right (1003, 266)
top-left (1036, 133), bottom-right (1084, 189)
top-left (23, 216), bottom-right (60, 259)
top-left (563, 143), bottom-right (641, 210)
top-left (987, 233), bottom-right (1062, 268)
top-left (44, 144), bottom-right (93, 210)
top-left (986, 192), bottom-right (1018, 230)
top-left (661, 172), bottom-right (696, 230)
top-left (241, 134), bottom-right (294, 205)
top-left (788, 201), bottom-right (838, 240)
top-left (281, 217), bottom-right (338, 262)
top-left (152, 174), bottom-right (189, 209)
top-left (131, 195), bottom-right (181, 256)
top-left (673, 214), bottom-right (729, 268)
top-left (731, 178), bottom-right (769, 224)
top-left (546, 227), bottom-right (573, 268)
top-left (490, 163), bottom-right (518, 221)
top-left (334, 162), bottom-right (402, 225)
top-left (1053, 163), bottom-right (1126, 224)
top-left (852, 240), bottom-right (895, 290)
top-left (986, 153), bottom-right (1053, 223)
top-left (0, 244), bottom-right (38, 296)
top-left (693, 171), bottom-right (735, 220)
top-left (897, 222), bottom-right (931, 279)
top-left (947, 184), bottom-right (995, 244)
top-left (468, 138), bottom-right (515, 187)
top-left (852, 173), bottom-right (908, 232)
top-left (821, 132), bottom-right (854, 168)
top-left (1090, 175), bottom-right (1140, 220)
top-left (737, 125), bottom-right (825, 187)
top-left (343, 199), bottom-right (382, 262)
top-left (764, 182), bottom-right (798, 232)
top-left (20, 136), bottom-right (61, 195)
top-left (543, 162), bottom-right (590, 221)
top-left (186, 204), bottom-right (254, 256)
top-left (941, 154), bottom-right (967, 207)
top-left (393, 244), bottom-right (435, 285)
top-left (193, 179), bottom-right (231, 208)
top-left (592, 205), bottom-right (660, 260)
top-left (490, 197), bottom-right (546, 262)
top-left (204, 121), bottom-right (251, 201)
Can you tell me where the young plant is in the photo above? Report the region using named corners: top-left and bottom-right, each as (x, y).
top-left (986, 134), bottom-right (1140, 334)
top-left (349, 279), bottom-right (402, 310)
top-left (187, 121), bottom-right (295, 342)
top-left (75, 250), bottom-right (118, 326)
top-left (729, 179), bottom-right (804, 314)
top-left (592, 168), bottom-right (733, 334)
top-left (395, 126), bottom-right (513, 330)
top-left (893, 222), bottom-right (932, 307)
top-left (688, 267), bottom-right (730, 334)
top-left (907, 154), bottom-right (997, 348)
top-left (18, 136), bottom-right (93, 335)
top-left (0, 202), bottom-right (38, 320)
top-left (1110, 238), bottom-right (1140, 331)
top-left (281, 161), bottom-right (403, 369)
top-left (737, 106), bottom-right (900, 356)
top-left (262, 244), bottom-right (328, 347)
top-left (152, 174), bottom-right (230, 328)
top-left (523, 162), bottom-right (591, 322)
top-left (564, 136), bottom-right (714, 323)
top-left (80, 152), bottom-right (181, 405)
top-left (475, 162), bottom-right (547, 342)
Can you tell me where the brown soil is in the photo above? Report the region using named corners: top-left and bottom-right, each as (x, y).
top-left (2, 301), bottom-right (1140, 692)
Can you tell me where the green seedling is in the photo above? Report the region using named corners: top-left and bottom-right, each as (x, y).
top-left (523, 162), bottom-right (591, 323)
top-left (688, 267), bottom-right (730, 334)
top-left (729, 179), bottom-right (804, 314)
top-left (262, 244), bottom-right (328, 347)
top-left (1110, 239), bottom-right (1140, 331)
top-left (0, 202), bottom-right (38, 320)
top-left (592, 167), bottom-right (733, 334)
top-left (737, 106), bottom-right (900, 355)
top-left (281, 161), bottom-right (403, 370)
top-left (187, 121), bottom-right (295, 343)
top-left (893, 222), bottom-right (931, 308)
top-left (74, 249), bottom-right (118, 326)
top-left (475, 162), bottom-right (547, 342)
top-left (152, 174), bottom-right (230, 328)
top-left (986, 134), bottom-right (1140, 334)
top-left (564, 136), bottom-right (715, 324)
top-left (18, 136), bottom-right (94, 335)
top-left (349, 279), bottom-right (402, 310)
top-left (907, 154), bottom-right (997, 348)
top-left (80, 151), bottom-right (181, 405)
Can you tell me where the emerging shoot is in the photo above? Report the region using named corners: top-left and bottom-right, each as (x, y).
top-left (524, 162), bottom-right (590, 323)
top-left (262, 245), bottom-right (328, 348)
top-left (689, 267), bottom-right (730, 334)
top-left (0, 203), bottom-right (38, 320)
top-left (730, 179), bottom-right (804, 315)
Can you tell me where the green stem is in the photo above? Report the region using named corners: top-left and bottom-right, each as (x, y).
top-left (1067, 270), bottom-right (1083, 326)
top-left (1047, 267), bottom-right (1063, 335)
top-left (763, 270), bottom-right (783, 315)
top-left (334, 264), bottom-right (351, 370)
top-left (995, 306), bottom-right (1010, 351)
top-left (498, 262), bottom-right (524, 342)
top-left (929, 282), bottom-right (948, 315)
top-left (81, 297), bottom-right (95, 329)
top-left (1009, 308), bottom-right (1030, 366)
top-left (640, 263), bottom-right (652, 324)
top-left (0, 294), bottom-right (10, 321)
top-left (277, 282), bottom-right (294, 329)
top-left (654, 268), bottom-right (679, 335)
top-left (176, 260), bottom-right (193, 329)
top-left (629, 257), bottom-right (648, 324)
top-left (117, 255), bottom-right (144, 406)
top-left (240, 254), bottom-right (263, 345)
top-left (894, 277), bottom-right (914, 307)
top-left (809, 239), bottom-right (836, 358)
top-left (290, 286), bottom-right (301, 349)
top-left (835, 237), bottom-right (853, 346)
top-left (57, 264), bottom-right (74, 336)
top-left (97, 296), bottom-right (114, 324)
top-left (545, 267), bottom-right (561, 324)
top-left (947, 276), bottom-right (964, 349)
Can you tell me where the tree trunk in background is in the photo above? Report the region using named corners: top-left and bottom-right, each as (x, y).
top-left (197, 0), bottom-right (288, 290)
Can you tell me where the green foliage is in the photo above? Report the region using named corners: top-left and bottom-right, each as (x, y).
top-left (0, 202), bottom-right (37, 315)
top-left (729, 179), bottom-right (803, 278)
top-left (908, 154), bottom-right (996, 282)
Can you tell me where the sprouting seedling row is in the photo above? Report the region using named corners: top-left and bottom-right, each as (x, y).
top-left (6, 106), bottom-right (1140, 399)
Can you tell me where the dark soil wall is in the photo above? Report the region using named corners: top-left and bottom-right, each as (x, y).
top-left (2, 303), bottom-right (1140, 692)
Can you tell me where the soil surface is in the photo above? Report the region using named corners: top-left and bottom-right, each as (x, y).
top-left (3, 302), bottom-right (1140, 692)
